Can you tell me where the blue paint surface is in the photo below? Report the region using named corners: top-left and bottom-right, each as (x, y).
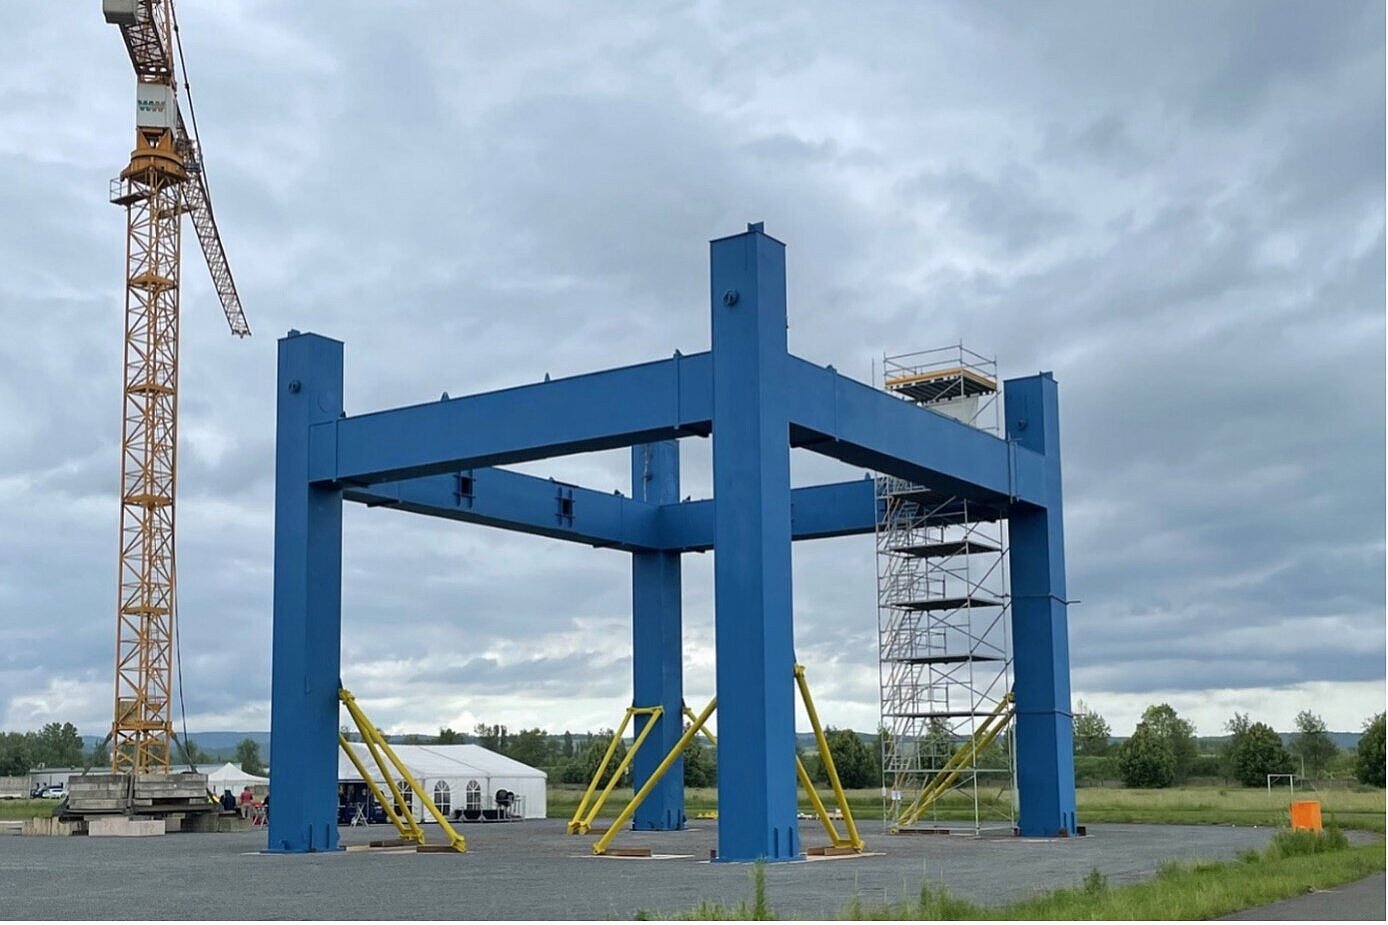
top-left (631, 440), bottom-right (685, 830)
top-left (268, 332), bottom-right (344, 853)
top-left (709, 226), bottom-right (800, 861)
top-left (269, 227), bottom-right (1077, 856)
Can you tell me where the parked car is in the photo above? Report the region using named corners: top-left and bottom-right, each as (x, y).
top-left (38, 784), bottom-right (66, 799)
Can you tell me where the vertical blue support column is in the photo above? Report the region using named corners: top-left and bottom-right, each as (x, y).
top-left (267, 332), bottom-right (344, 853)
top-left (710, 224), bottom-right (799, 861)
top-left (1005, 372), bottom-right (1078, 837)
top-left (630, 440), bottom-right (685, 830)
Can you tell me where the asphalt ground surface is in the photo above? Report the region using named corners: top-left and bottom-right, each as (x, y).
top-left (0, 819), bottom-right (1373, 920)
top-left (1221, 872), bottom-right (1386, 921)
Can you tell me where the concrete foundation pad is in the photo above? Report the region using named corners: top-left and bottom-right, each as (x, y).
top-left (89, 817), bottom-right (165, 837)
top-left (21, 817), bottom-right (82, 837)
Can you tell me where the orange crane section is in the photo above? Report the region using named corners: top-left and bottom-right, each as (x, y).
top-left (103, 0), bottom-right (248, 773)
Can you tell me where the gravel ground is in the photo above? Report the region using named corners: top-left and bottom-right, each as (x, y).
top-left (0, 819), bottom-right (1347, 920)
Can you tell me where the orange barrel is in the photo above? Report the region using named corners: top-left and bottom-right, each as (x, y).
top-left (1289, 800), bottom-right (1323, 832)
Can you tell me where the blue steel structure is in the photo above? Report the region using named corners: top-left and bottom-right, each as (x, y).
top-left (268, 224), bottom-right (1077, 860)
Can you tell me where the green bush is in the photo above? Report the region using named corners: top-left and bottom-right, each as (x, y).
top-left (1140, 704), bottom-right (1198, 781)
top-left (1356, 713), bottom-right (1385, 787)
top-left (1185, 755), bottom-right (1224, 779)
top-left (1074, 754), bottom-right (1119, 783)
top-left (1117, 722), bottom-right (1176, 788)
top-left (1265, 826), bottom-right (1349, 860)
top-left (1228, 722), bottom-right (1293, 787)
top-left (819, 728), bottom-right (876, 789)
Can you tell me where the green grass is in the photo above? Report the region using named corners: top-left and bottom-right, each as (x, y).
top-left (548, 784), bottom-right (1387, 832)
top-left (646, 829), bottom-right (1385, 920)
top-left (636, 864), bottom-right (774, 921)
top-left (0, 799), bottom-right (56, 821)
top-left (1074, 786), bottom-right (1385, 833)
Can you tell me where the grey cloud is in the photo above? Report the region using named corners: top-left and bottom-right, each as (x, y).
top-left (0, 1), bottom-right (1381, 736)
top-left (902, 165), bottom-right (1076, 255)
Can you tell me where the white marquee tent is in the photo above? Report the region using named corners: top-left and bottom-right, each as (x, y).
top-left (338, 743), bottom-right (546, 821)
top-left (206, 762), bottom-right (268, 793)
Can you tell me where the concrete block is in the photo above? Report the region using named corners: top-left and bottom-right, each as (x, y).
top-left (21, 817), bottom-right (83, 837)
top-left (89, 817), bottom-right (165, 838)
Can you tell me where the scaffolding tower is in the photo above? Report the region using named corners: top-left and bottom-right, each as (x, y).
top-left (877, 345), bottom-right (1015, 835)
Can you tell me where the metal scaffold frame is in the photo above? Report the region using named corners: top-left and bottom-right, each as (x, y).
top-left (877, 346), bottom-right (1017, 835)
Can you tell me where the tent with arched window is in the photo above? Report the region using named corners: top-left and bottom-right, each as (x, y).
top-left (337, 742), bottom-right (546, 821)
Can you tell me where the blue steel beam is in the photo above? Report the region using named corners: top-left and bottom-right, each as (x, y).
top-left (311, 353), bottom-right (713, 486)
top-left (1005, 372), bottom-right (1079, 837)
top-left (710, 224), bottom-right (800, 862)
top-left (343, 468), bottom-right (661, 551)
top-left (657, 480), bottom-right (998, 552)
top-left (268, 332), bottom-right (345, 853)
top-left (345, 470), bottom-right (884, 553)
top-left (630, 441), bottom-right (685, 830)
top-left (659, 478), bottom-right (878, 552)
top-left (785, 356), bottom-right (1050, 507)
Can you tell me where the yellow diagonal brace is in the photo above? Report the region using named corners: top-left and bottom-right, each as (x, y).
top-left (795, 754), bottom-right (847, 847)
top-left (795, 663), bottom-right (863, 851)
top-left (684, 704), bottom-right (718, 746)
top-left (341, 689), bottom-right (423, 845)
top-left (594, 697), bottom-right (717, 856)
top-left (897, 707), bottom-right (1003, 828)
top-left (365, 718), bottom-right (467, 853)
top-left (568, 709), bottom-right (636, 834)
top-left (574, 706), bottom-right (664, 834)
top-left (895, 692), bottom-right (1014, 829)
top-left (899, 696), bottom-right (1013, 826)
top-left (339, 733), bottom-right (413, 840)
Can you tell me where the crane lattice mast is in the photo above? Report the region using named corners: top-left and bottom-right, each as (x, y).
top-left (103, 0), bottom-right (248, 774)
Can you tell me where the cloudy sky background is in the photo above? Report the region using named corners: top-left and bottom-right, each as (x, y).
top-left (1, 1), bottom-right (1382, 743)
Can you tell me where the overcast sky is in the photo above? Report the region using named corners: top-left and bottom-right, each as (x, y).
top-left (1, 1), bottom-right (1383, 744)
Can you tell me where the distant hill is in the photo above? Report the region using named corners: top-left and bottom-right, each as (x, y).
top-left (1106, 731), bottom-right (1362, 751)
top-left (1196, 732), bottom-right (1362, 751)
top-left (81, 731), bottom-right (270, 763)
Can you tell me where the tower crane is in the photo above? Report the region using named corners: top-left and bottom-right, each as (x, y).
top-left (102, 0), bottom-right (249, 774)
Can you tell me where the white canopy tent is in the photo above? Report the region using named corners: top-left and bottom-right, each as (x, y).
top-left (206, 762), bottom-right (268, 793)
top-left (338, 743), bottom-right (546, 821)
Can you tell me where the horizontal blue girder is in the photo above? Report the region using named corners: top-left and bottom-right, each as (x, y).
top-left (313, 352), bottom-right (713, 486)
top-left (785, 356), bottom-right (1049, 507)
top-left (658, 478), bottom-right (877, 552)
top-left (344, 468), bottom-right (661, 551)
top-left (313, 349), bottom-right (1045, 509)
top-left (345, 468), bottom-right (884, 551)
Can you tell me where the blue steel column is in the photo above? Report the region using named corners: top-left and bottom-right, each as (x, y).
top-left (1005, 372), bottom-right (1078, 837)
top-left (710, 224), bottom-right (799, 861)
top-left (630, 440), bottom-right (685, 830)
top-left (267, 331), bottom-right (344, 853)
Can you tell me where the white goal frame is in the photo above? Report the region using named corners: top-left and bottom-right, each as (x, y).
top-left (1266, 773), bottom-right (1297, 796)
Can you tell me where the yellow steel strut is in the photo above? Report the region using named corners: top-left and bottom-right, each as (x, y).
top-left (893, 691), bottom-right (1015, 830)
top-left (339, 732), bottom-right (418, 841)
top-left (592, 665), bottom-right (866, 856)
top-left (795, 663), bottom-right (864, 851)
top-left (340, 688), bottom-right (466, 853)
top-left (567, 706), bottom-right (663, 834)
top-left (341, 693), bottom-right (424, 845)
top-left (593, 697), bottom-right (717, 856)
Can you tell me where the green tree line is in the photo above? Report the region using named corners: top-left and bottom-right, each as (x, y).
top-left (0, 723), bottom-right (87, 776)
top-left (1073, 701), bottom-right (1385, 789)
